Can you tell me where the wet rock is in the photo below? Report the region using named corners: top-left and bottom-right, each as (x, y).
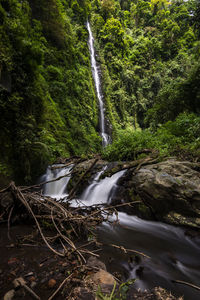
top-left (126, 159), bottom-right (200, 228)
top-left (87, 257), bottom-right (106, 271)
top-left (68, 159), bottom-right (114, 196)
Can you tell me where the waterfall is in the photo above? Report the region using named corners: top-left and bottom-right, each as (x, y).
top-left (87, 21), bottom-right (110, 147)
top-left (41, 164), bottom-right (73, 199)
top-left (80, 168), bottom-right (126, 206)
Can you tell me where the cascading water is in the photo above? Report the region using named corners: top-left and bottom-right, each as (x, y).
top-left (87, 21), bottom-right (110, 147)
top-left (41, 164), bottom-right (73, 199)
top-left (79, 168), bottom-right (126, 206)
top-left (41, 164), bottom-right (200, 299)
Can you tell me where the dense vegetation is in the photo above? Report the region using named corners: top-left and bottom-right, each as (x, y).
top-left (89, 0), bottom-right (200, 160)
top-left (0, 0), bottom-right (200, 182)
top-left (0, 0), bottom-right (101, 182)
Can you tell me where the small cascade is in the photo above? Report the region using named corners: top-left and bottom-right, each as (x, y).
top-left (42, 164), bottom-right (73, 199)
top-left (87, 21), bottom-right (110, 147)
top-left (39, 164), bottom-right (200, 299)
top-left (79, 169), bottom-right (126, 206)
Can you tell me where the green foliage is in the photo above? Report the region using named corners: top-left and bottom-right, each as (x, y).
top-left (96, 279), bottom-right (136, 300)
top-left (90, 0), bottom-right (199, 132)
top-left (0, 0), bottom-right (101, 183)
top-left (103, 113), bottom-right (200, 161)
top-left (1, 0), bottom-right (200, 184)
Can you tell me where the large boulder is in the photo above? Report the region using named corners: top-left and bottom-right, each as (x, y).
top-left (127, 159), bottom-right (200, 228)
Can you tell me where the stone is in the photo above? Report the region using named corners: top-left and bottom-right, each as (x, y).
top-left (127, 159), bottom-right (200, 228)
top-left (91, 269), bottom-right (116, 286)
top-left (87, 257), bottom-right (106, 271)
top-left (48, 279), bottom-right (56, 288)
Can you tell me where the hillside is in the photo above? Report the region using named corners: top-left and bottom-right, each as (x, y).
top-left (0, 0), bottom-right (200, 183)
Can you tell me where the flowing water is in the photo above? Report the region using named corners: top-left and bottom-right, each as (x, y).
top-left (42, 166), bottom-right (200, 299)
top-left (87, 21), bottom-right (110, 147)
top-left (41, 164), bottom-right (73, 199)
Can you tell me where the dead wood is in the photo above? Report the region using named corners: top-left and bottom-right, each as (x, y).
top-left (13, 277), bottom-right (41, 300)
top-left (0, 181), bottom-right (106, 264)
top-left (121, 156), bottom-right (159, 171)
top-left (48, 273), bottom-right (73, 300)
top-left (50, 157), bottom-right (86, 170)
top-left (108, 244), bottom-right (150, 259)
top-left (172, 279), bottom-right (200, 291)
top-left (20, 171), bottom-right (73, 192)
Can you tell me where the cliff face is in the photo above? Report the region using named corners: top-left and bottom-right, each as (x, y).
top-left (0, 0), bottom-right (100, 183)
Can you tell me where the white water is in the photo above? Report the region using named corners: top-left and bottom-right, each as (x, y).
top-left (72, 168), bottom-right (126, 207)
top-left (87, 21), bottom-right (110, 147)
top-left (41, 164), bottom-right (73, 199)
top-left (41, 164), bottom-right (200, 299)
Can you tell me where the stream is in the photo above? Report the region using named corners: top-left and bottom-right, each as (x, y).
top-left (39, 21), bottom-right (200, 300)
top-left (41, 165), bottom-right (200, 300)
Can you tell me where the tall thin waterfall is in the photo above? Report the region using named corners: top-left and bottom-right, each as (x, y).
top-left (87, 21), bottom-right (110, 147)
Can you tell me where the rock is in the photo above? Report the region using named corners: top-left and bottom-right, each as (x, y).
top-left (127, 159), bottom-right (200, 228)
top-left (48, 279), bottom-right (56, 288)
top-left (91, 269), bottom-right (116, 286)
top-left (87, 257), bottom-right (106, 271)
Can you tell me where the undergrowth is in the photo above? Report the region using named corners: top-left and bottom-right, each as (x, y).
top-left (103, 113), bottom-right (200, 161)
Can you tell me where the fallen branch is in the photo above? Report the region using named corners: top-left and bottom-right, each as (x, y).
top-left (48, 273), bottom-right (73, 300)
top-left (10, 182), bottom-right (65, 257)
top-left (7, 205), bottom-right (14, 240)
top-left (20, 171), bottom-right (73, 192)
top-left (108, 244), bottom-right (150, 259)
top-left (13, 277), bottom-right (40, 300)
top-left (172, 279), bottom-right (200, 291)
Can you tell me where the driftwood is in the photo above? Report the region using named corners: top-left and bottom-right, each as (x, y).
top-left (121, 156), bottom-right (159, 171)
top-left (109, 243), bottom-right (150, 259)
top-left (172, 279), bottom-right (200, 291)
top-left (20, 172), bottom-right (74, 192)
top-left (50, 157), bottom-right (86, 170)
top-left (48, 273), bottom-right (73, 300)
top-left (13, 277), bottom-right (41, 300)
top-left (0, 181), bottom-right (106, 263)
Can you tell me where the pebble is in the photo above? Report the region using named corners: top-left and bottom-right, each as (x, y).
top-left (48, 279), bottom-right (56, 288)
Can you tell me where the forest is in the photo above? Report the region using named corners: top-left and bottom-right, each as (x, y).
top-left (0, 0), bottom-right (200, 183)
top-left (1, 1), bottom-right (200, 299)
